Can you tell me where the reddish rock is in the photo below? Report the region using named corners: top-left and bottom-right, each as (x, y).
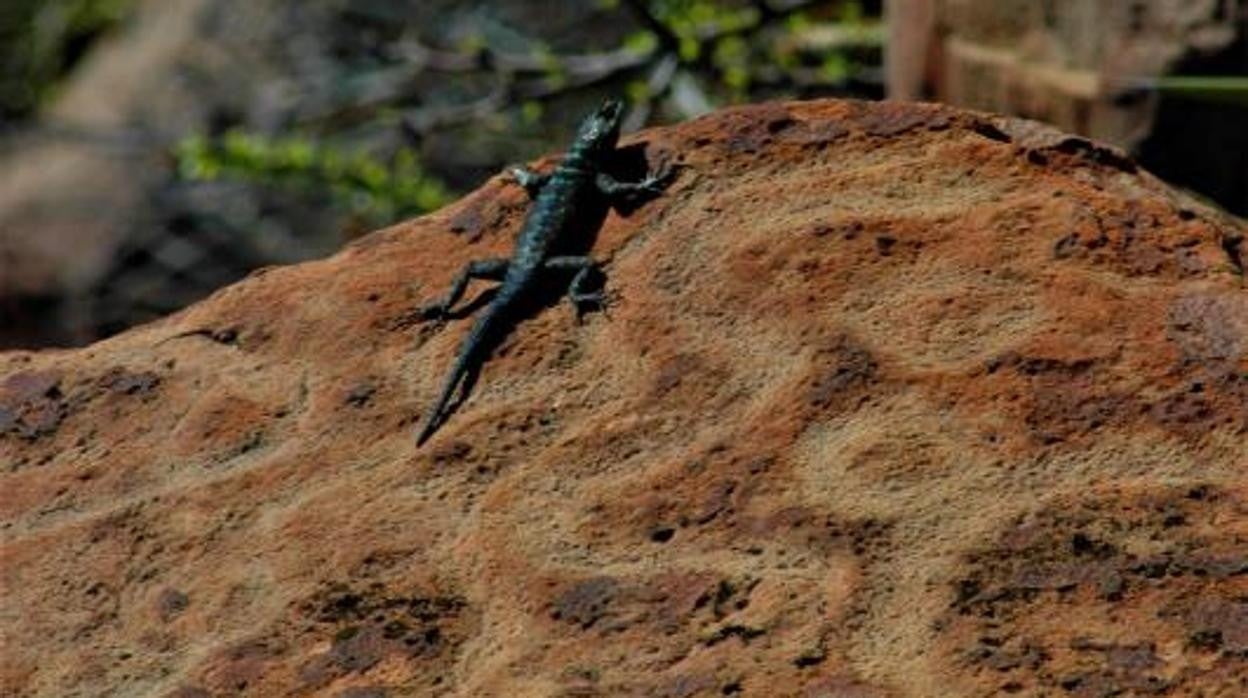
top-left (1, 100), bottom-right (1244, 697)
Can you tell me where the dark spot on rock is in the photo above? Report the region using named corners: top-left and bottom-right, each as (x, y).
top-left (405, 595), bottom-right (466, 623)
top-left (1221, 231), bottom-right (1244, 275)
top-left (551, 577), bottom-right (618, 630)
top-left (381, 619), bottom-right (407, 639)
top-left (1027, 379), bottom-right (1128, 444)
top-left (808, 223), bottom-right (834, 238)
top-left (1149, 391), bottom-right (1214, 433)
top-left (100, 368), bottom-right (161, 396)
top-left (970, 121), bottom-right (1012, 143)
top-left (1133, 559), bottom-right (1170, 579)
top-left (334, 626), bottom-right (360, 643)
top-left (344, 381), bottom-right (377, 408)
top-left (1162, 513), bottom-right (1186, 528)
top-left (2, 371), bottom-right (61, 403)
top-left (1070, 532), bottom-right (1114, 558)
top-left (209, 639), bottom-right (282, 693)
top-left (298, 653), bottom-right (338, 688)
top-left (404, 626), bottom-right (442, 653)
top-left (1014, 356), bottom-right (1094, 377)
top-left (722, 103), bottom-right (794, 154)
top-left (650, 527), bottom-right (675, 543)
top-left (1188, 629), bottom-right (1223, 652)
top-left (875, 235), bottom-right (897, 256)
top-left (766, 116), bottom-right (795, 134)
top-left (430, 440), bottom-right (472, 464)
top-left (1, 370), bottom-right (67, 441)
top-left (1184, 598), bottom-right (1248, 654)
top-left (794, 644), bottom-right (827, 668)
top-left (692, 479), bottom-right (736, 526)
top-left (1104, 643), bottom-right (1159, 672)
top-left (776, 119), bottom-right (850, 147)
top-left (232, 431), bottom-right (264, 456)
top-left (710, 580), bottom-right (739, 618)
top-left (319, 592), bottom-right (365, 622)
top-left (449, 199), bottom-right (486, 238)
top-left (746, 457), bottom-right (773, 475)
top-left (157, 588), bottom-right (190, 622)
top-left (858, 102), bottom-right (950, 137)
top-left (1048, 137), bottom-right (1138, 174)
top-left (654, 353), bottom-right (703, 396)
top-left (807, 337), bottom-right (878, 411)
top-left (704, 624), bottom-right (764, 646)
top-left (330, 624), bottom-right (386, 673)
top-left (1097, 572), bottom-right (1126, 601)
top-left (208, 328), bottom-right (239, 345)
top-left (1167, 294), bottom-right (1245, 365)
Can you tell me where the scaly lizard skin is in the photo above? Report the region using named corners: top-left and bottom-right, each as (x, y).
top-left (416, 99), bottom-right (672, 445)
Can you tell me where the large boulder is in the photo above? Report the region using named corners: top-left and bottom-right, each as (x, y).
top-left (2, 100), bottom-right (1244, 697)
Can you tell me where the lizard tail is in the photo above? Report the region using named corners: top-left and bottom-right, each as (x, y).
top-left (415, 369), bottom-right (459, 445)
top-left (416, 300), bottom-right (510, 446)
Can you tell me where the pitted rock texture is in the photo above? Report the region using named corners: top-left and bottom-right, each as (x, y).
top-left (2, 100), bottom-right (1245, 697)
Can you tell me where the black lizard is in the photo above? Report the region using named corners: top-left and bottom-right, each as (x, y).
top-left (415, 99), bottom-right (672, 445)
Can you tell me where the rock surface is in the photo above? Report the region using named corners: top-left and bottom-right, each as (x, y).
top-left (2, 99), bottom-right (1245, 697)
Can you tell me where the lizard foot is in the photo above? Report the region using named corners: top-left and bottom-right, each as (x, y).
top-left (570, 289), bottom-right (618, 323)
top-left (638, 161), bottom-right (681, 195)
top-left (506, 165), bottom-right (549, 198)
top-left (417, 303), bottom-right (450, 322)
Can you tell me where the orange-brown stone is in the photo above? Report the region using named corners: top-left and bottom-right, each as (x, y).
top-left (2, 100), bottom-right (1244, 697)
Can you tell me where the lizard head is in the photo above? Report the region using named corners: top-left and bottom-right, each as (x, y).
top-left (575, 99), bottom-right (625, 154)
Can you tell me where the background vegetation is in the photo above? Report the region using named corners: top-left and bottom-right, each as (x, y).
top-left (2, 0), bottom-right (1240, 349)
top-left (0, 0), bottom-right (884, 346)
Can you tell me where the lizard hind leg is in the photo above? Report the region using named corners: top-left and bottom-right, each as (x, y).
top-left (546, 255), bottom-right (608, 320)
top-left (419, 258), bottom-right (509, 320)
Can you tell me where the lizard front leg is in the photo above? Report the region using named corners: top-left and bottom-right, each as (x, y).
top-left (595, 163), bottom-right (674, 203)
top-left (419, 258), bottom-right (509, 320)
top-left (508, 166), bottom-right (550, 199)
top-left (546, 256), bottom-right (608, 320)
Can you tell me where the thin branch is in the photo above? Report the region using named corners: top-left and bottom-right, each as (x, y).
top-left (391, 0), bottom-right (844, 138)
top-left (401, 86), bottom-right (509, 136)
top-left (620, 0), bottom-right (681, 51)
top-left (624, 53), bottom-right (680, 131)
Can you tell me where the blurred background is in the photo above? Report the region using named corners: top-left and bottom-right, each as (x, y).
top-left (0, 0), bottom-right (1244, 349)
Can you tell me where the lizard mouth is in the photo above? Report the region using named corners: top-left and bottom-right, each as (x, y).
top-left (599, 99), bottom-right (623, 122)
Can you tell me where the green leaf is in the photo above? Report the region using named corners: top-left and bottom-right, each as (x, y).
top-left (678, 36), bottom-right (701, 62)
top-left (172, 132), bottom-right (452, 225)
top-left (839, 0), bottom-right (864, 24)
top-left (626, 79), bottom-right (651, 103)
top-left (521, 100), bottom-right (544, 124)
top-left (819, 52), bottom-right (850, 83)
top-left (623, 30), bottom-right (659, 57)
top-left (1150, 76), bottom-right (1248, 106)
